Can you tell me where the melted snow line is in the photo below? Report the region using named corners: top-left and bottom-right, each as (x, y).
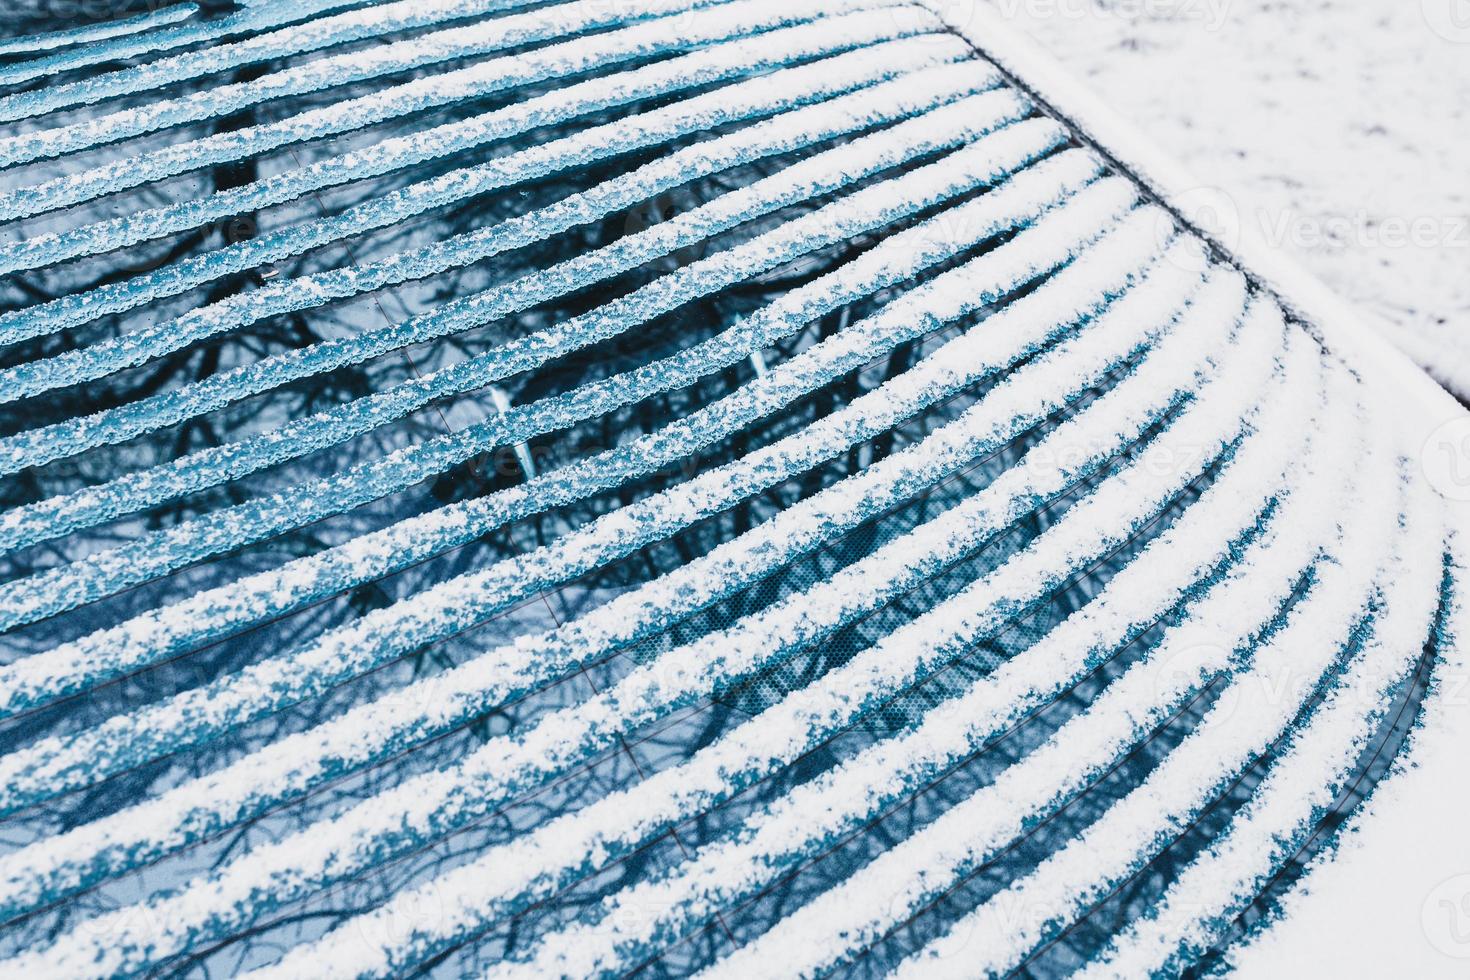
top-left (888, 363), bottom-right (1402, 980)
top-left (0, 24), bottom-right (951, 363)
top-left (0, 33), bottom-right (964, 364)
top-left (1075, 492), bottom-right (1448, 978)
top-left (1193, 560), bottom-right (1452, 971)
top-left (1196, 541), bottom-right (1468, 976)
top-left (487, 335), bottom-right (1290, 980)
top-left (500, 425), bottom-right (1283, 980)
top-left (3, 189), bottom-right (1141, 825)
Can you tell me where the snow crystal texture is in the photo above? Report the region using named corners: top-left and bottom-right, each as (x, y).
top-left (0, 0), bottom-right (1462, 976)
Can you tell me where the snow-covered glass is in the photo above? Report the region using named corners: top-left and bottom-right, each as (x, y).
top-left (0, 1), bottom-right (1461, 976)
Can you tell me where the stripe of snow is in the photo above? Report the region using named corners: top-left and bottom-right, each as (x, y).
top-left (0, 29), bottom-right (953, 400)
top-left (694, 313), bottom-right (1333, 978)
top-left (0, 30), bottom-right (952, 362)
top-left (0, 151), bottom-right (1103, 701)
top-left (0, 0), bottom-right (794, 162)
top-left (0, 191), bottom-right (1152, 928)
top-left (0, 2), bottom-right (534, 120)
top-left (0, 0), bottom-right (905, 207)
top-left (0, 2), bottom-right (199, 59)
top-left (888, 364), bottom-right (1405, 980)
top-left (0, 117), bottom-right (1082, 631)
top-left (0, 3), bottom-right (923, 235)
top-left (0, 168), bottom-right (1128, 846)
top-left (0, 83), bottom-right (1017, 540)
top-left (0, 0), bottom-right (365, 89)
top-left (1208, 532), bottom-right (1469, 977)
top-left (253, 260), bottom-right (1245, 979)
top-left (0, 157), bottom-right (1110, 699)
top-left (921, 0), bottom-right (1470, 472)
top-left (0, 21), bottom-right (970, 251)
top-left (485, 280), bottom-right (1297, 980)
top-left (1076, 476), bottom-right (1447, 978)
top-left (6, 219), bottom-right (1249, 979)
top-left (0, 77), bottom-right (1021, 544)
top-left (20, 113), bottom-right (1048, 554)
top-left (0, 29), bottom-right (965, 350)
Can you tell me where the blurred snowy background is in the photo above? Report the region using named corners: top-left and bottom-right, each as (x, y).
top-left (975, 0), bottom-right (1470, 400)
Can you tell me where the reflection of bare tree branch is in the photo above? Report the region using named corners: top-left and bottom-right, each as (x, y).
top-left (0, 10), bottom-right (1442, 977)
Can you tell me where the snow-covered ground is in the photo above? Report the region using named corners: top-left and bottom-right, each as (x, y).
top-left (979, 0), bottom-right (1470, 399)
